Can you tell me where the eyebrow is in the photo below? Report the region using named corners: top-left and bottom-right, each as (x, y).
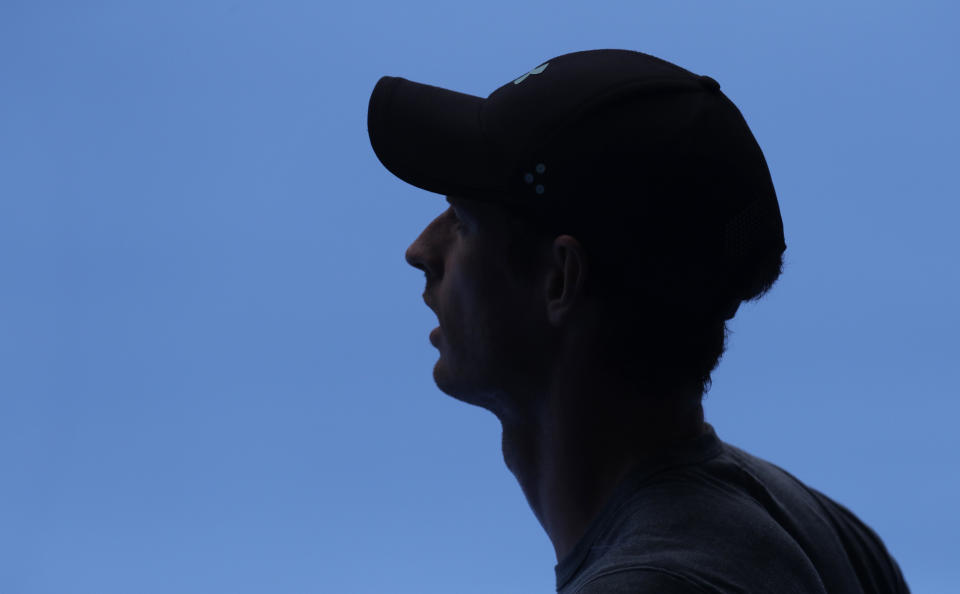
top-left (445, 195), bottom-right (474, 215)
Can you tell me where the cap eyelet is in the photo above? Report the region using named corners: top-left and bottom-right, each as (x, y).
top-left (536, 163), bottom-right (546, 174)
top-left (524, 173), bottom-right (534, 184)
top-left (535, 184), bottom-right (544, 194)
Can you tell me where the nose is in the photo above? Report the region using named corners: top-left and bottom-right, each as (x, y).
top-left (405, 210), bottom-right (448, 280)
top-left (405, 238), bottom-right (436, 281)
top-left (405, 241), bottom-right (424, 271)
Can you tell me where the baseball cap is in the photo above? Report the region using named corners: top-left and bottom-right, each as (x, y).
top-left (366, 48), bottom-right (786, 321)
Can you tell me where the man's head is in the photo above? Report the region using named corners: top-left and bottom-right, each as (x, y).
top-left (377, 48), bottom-right (786, 427)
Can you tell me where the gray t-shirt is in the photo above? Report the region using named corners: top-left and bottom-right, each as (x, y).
top-left (555, 422), bottom-right (910, 593)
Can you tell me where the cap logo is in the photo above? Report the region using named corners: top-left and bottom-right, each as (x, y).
top-left (513, 62), bottom-right (549, 85)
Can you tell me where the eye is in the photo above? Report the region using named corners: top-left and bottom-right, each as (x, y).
top-left (450, 208), bottom-right (465, 232)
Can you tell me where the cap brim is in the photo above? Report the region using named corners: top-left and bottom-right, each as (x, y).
top-left (367, 76), bottom-right (509, 200)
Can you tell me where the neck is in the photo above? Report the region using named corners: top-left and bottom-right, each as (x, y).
top-left (500, 373), bottom-right (704, 562)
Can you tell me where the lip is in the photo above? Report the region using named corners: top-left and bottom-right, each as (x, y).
top-left (429, 326), bottom-right (441, 345)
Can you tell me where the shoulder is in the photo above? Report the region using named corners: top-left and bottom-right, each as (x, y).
top-left (575, 567), bottom-right (707, 594)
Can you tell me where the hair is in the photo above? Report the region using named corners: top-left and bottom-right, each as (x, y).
top-left (493, 200), bottom-right (785, 409)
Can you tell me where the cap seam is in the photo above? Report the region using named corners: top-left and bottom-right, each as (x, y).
top-left (521, 76), bottom-right (709, 165)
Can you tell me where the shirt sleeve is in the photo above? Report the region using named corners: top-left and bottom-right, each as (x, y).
top-left (575, 568), bottom-right (707, 594)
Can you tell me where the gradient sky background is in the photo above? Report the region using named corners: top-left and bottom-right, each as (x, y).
top-left (1, 1), bottom-right (957, 593)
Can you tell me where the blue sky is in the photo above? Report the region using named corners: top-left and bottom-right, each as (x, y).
top-left (1, 1), bottom-right (957, 592)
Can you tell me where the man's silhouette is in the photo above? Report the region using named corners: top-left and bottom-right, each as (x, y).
top-left (368, 49), bottom-right (910, 593)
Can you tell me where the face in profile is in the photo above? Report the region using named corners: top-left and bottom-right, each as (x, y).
top-left (404, 196), bottom-right (553, 421)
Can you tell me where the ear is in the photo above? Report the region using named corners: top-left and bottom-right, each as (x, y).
top-left (545, 235), bottom-right (588, 327)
